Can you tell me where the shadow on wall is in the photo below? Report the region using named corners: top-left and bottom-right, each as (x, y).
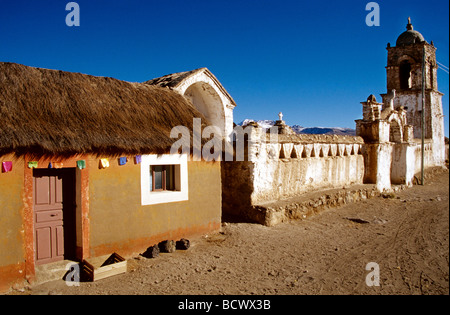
top-left (221, 161), bottom-right (255, 223)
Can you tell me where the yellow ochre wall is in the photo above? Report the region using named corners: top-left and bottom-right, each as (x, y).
top-left (0, 155), bottom-right (26, 291)
top-left (88, 157), bottom-right (222, 258)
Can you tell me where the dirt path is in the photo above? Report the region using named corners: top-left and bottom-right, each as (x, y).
top-left (12, 169), bottom-right (449, 295)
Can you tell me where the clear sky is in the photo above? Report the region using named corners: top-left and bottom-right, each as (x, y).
top-left (1, 0), bottom-right (448, 135)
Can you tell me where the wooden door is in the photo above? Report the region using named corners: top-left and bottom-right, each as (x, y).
top-left (33, 169), bottom-right (76, 265)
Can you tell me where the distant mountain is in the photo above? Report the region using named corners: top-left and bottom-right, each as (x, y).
top-left (292, 125), bottom-right (356, 136)
top-left (239, 119), bottom-right (356, 136)
top-left (240, 119), bottom-right (275, 130)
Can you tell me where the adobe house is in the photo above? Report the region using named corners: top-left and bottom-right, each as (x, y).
top-left (0, 62), bottom-right (235, 291)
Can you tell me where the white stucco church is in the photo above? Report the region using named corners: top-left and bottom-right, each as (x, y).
top-left (144, 18), bottom-right (446, 225)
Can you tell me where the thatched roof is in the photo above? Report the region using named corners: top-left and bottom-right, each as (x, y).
top-left (145, 68), bottom-right (203, 89)
top-left (0, 62), bottom-right (209, 158)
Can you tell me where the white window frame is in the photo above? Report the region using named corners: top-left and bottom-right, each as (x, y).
top-left (141, 154), bottom-right (189, 205)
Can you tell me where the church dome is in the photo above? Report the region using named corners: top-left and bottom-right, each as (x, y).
top-left (396, 18), bottom-right (426, 46)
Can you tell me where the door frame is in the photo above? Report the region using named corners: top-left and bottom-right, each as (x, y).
top-left (23, 156), bottom-right (90, 283)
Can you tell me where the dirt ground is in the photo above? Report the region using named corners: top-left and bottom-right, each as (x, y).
top-left (11, 168), bottom-right (449, 295)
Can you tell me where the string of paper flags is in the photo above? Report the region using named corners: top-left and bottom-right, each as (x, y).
top-left (1, 155), bottom-right (142, 173)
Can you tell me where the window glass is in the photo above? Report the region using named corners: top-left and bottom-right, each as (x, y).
top-left (166, 165), bottom-right (174, 191)
top-left (149, 168), bottom-right (152, 191)
top-left (153, 165), bottom-right (163, 190)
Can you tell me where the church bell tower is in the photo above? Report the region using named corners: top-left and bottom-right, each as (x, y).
top-left (382, 18), bottom-right (445, 164)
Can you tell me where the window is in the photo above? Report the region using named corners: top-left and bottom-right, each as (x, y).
top-left (150, 165), bottom-right (175, 192)
top-left (429, 65), bottom-right (434, 90)
top-left (141, 154), bottom-right (188, 205)
top-left (399, 61), bottom-right (412, 90)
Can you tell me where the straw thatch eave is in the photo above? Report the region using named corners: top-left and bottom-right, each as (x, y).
top-left (0, 62), bottom-right (210, 159)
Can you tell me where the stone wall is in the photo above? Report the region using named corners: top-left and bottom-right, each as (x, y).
top-left (250, 140), bottom-right (365, 205)
top-left (360, 139), bottom-right (437, 191)
top-left (222, 129), bottom-right (365, 222)
top-left (251, 183), bottom-right (392, 227)
top-left (221, 161), bottom-right (254, 222)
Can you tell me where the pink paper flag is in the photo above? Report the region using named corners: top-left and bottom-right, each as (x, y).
top-left (2, 161), bottom-right (12, 173)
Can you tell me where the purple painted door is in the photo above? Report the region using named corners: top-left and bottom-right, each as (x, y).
top-left (33, 169), bottom-right (76, 265)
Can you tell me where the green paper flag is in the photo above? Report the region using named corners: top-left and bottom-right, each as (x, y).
top-left (28, 161), bottom-right (38, 169)
top-left (77, 160), bottom-right (86, 170)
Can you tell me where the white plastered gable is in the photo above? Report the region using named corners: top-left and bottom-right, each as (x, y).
top-left (172, 68), bottom-right (236, 142)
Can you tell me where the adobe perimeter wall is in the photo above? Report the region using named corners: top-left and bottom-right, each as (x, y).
top-left (222, 132), bottom-right (365, 223)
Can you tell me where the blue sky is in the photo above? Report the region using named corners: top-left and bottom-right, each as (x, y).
top-left (1, 0), bottom-right (448, 135)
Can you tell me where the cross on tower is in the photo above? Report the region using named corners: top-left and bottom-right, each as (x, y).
top-left (278, 112), bottom-right (283, 121)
